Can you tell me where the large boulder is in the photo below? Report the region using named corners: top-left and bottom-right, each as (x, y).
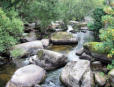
top-left (10, 41), bottom-right (44, 58)
top-left (60, 60), bottom-right (90, 87)
top-left (29, 49), bottom-right (68, 70)
top-left (108, 69), bottom-right (114, 87)
top-left (6, 64), bottom-right (46, 87)
top-left (50, 32), bottom-right (78, 45)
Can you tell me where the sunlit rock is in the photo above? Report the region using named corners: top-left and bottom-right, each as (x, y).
top-left (50, 32), bottom-right (78, 45)
top-left (29, 49), bottom-right (68, 70)
top-left (6, 64), bottom-right (46, 87)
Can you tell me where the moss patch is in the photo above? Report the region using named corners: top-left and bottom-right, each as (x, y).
top-left (37, 50), bottom-right (44, 59)
top-left (10, 48), bottom-right (25, 58)
top-left (51, 32), bottom-right (73, 40)
top-left (84, 42), bottom-right (110, 54)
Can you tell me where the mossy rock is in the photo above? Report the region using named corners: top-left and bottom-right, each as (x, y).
top-left (37, 50), bottom-right (44, 59)
top-left (84, 42), bottom-right (110, 54)
top-left (10, 48), bottom-right (25, 58)
top-left (51, 32), bottom-right (73, 40)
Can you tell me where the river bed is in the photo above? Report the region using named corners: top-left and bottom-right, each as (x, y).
top-left (0, 30), bottom-right (94, 87)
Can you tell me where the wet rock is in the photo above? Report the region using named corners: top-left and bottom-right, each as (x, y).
top-left (60, 60), bottom-right (90, 87)
top-left (79, 22), bottom-right (87, 27)
top-left (76, 47), bottom-right (84, 56)
top-left (80, 27), bottom-right (88, 30)
top-left (84, 16), bottom-right (94, 23)
top-left (108, 69), bottom-right (114, 87)
top-left (91, 61), bottom-right (103, 71)
top-left (29, 49), bottom-right (67, 70)
top-left (50, 32), bottom-right (78, 45)
top-left (24, 23), bottom-right (36, 30)
top-left (94, 72), bottom-right (107, 86)
top-left (10, 41), bottom-right (44, 58)
top-left (22, 31), bottom-right (37, 42)
top-left (34, 84), bottom-right (42, 87)
top-left (67, 25), bottom-right (74, 33)
top-left (0, 56), bottom-right (8, 66)
top-left (81, 68), bottom-right (95, 87)
top-left (80, 53), bottom-right (92, 61)
top-left (6, 64), bottom-right (46, 87)
top-left (12, 58), bottom-right (29, 68)
top-left (69, 21), bottom-right (80, 25)
top-left (41, 39), bottom-right (49, 48)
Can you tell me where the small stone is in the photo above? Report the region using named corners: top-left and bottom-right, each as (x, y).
top-left (41, 39), bottom-right (49, 47)
top-left (91, 61), bottom-right (103, 71)
top-left (94, 72), bottom-right (107, 86)
top-left (108, 69), bottom-right (114, 87)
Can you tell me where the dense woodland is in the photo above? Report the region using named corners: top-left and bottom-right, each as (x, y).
top-left (0, 0), bottom-right (114, 87)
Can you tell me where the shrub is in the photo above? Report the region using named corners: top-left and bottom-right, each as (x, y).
top-left (103, 6), bottom-right (114, 15)
top-left (0, 8), bottom-right (24, 53)
top-left (87, 22), bottom-right (95, 31)
top-left (102, 15), bottom-right (114, 27)
top-left (19, 0), bottom-right (61, 32)
top-left (107, 60), bottom-right (114, 70)
top-left (19, 0), bottom-right (99, 31)
top-left (88, 8), bottom-right (105, 39)
top-left (99, 28), bottom-right (114, 58)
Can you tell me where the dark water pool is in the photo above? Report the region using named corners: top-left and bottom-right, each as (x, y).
top-left (0, 64), bottom-right (16, 87)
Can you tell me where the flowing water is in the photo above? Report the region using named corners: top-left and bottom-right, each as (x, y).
top-left (0, 30), bottom-right (94, 87)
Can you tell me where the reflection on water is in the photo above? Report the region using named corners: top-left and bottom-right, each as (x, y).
top-left (48, 45), bottom-right (75, 54)
top-left (0, 64), bottom-right (16, 87)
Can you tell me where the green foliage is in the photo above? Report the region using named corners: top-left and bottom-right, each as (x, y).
top-left (99, 72), bottom-right (105, 76)
top-left (88, 8), bottom-right (106, 40)
top-left (103, 6), bottom-right (114, 15)
top-left (107, 60), bottom-right (114, 70)
top-left (99, 28), bottom-right (114, 58)
top-left (19, 0), bottom-right (61, 32)
top-left (92, 8), bottom-right (105, 31)
top-left (84, 42), bottom-right (110, 54)
top-left (0, 8), bottom-right (24, 53)
top-left (99, 28), bottom-right (114, 41)
top-left (10, 48), bottom-right (24, 58)
top-left (102, 15), bottom-right (114, 27)
top-left (19, 0), bottom-right (99, 30)
top-left (59, 0), bottom-right (99, 21)
top-left (87, 22), bottom-right (95, 31)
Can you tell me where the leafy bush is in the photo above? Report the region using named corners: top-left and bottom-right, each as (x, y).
top-left (99, 28), bottom-right (114, 58)
top-left (88, 8), bottom-right (105, 39)
top-left (19, 0), bottom-right (61, 32)
top-left (102, 15), bottom-right (114, 27)
top-left (0, 8), bottom-right (24, 53)
top-left (19, 0), bottom-right (99, 30)
top-left (87, 22), bottom-right (95, 31)
top-left (107, 60), bottom-right (114, 70)
top-left (103, 6), bottom-right (114, 15)
top-left (89, 8), bottom-right (105, 32)
top-left (59, 0), bottom-right (100, 21)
